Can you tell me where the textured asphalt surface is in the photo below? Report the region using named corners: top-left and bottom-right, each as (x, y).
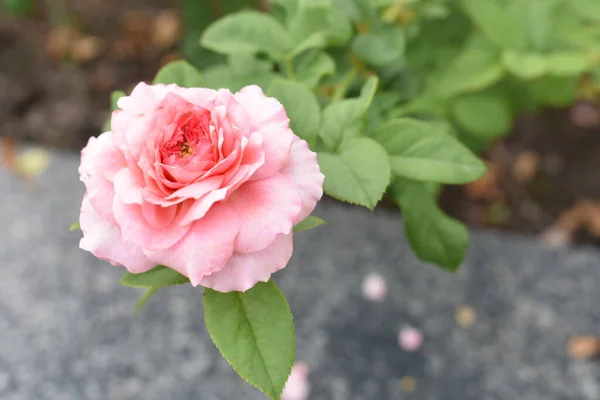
top-left (1, 149), bottom-right (599, 400)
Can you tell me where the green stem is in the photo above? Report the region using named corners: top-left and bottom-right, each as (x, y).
top-left (284, 57), bottom-right (295, 80)
top-left (332, 66), bottom-right (359, 102)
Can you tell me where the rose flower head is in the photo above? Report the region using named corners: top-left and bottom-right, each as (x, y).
top-left (78, 83), bottom-right (323, 292)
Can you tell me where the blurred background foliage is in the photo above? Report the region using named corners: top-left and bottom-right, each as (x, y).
top-left (2, 0), bottom-right (600, 245)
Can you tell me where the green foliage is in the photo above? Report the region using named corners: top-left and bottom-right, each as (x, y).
top-left (201, 11), bottom-right (293, 60)
top-left (267, 78), bottom-right (321, 143)
top-left (293, 216), bottom-right (327, 232)
top-left (120, 265), bottom-right (190, 288)
top-left (394, 178), bottom-right (468, 271)
top-left (318, 138), bottom-right (391, 210)
top-left (352, 25), bottom-right (405, 67)
top-left (2, 0), bottom-right (33, 15)
top-left (372, 118), bottom-right (487, 184)
top-left (204, 281), bottom-right (294, 400)
top-left (69, 221), bottom-right (80, 232)
top-left (153, 60), bottom-right (205, 86)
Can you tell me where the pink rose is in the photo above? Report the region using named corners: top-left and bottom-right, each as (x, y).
top-left (78, 83), bottom-right (323, 292)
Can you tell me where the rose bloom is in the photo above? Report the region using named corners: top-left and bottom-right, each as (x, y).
top-left (78, 83), bottom-right (323, 292)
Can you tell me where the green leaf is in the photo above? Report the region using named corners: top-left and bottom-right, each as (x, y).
top-left (393, 178), bottom-right (468, 272)
top-left (521, 0), bottom-right (562, 51)
top-left (201, 11), bottom-right (293, 60)
top-left (437, 34), bottom-right (504, 98)
top-left (120, 265), bottom-right (190, 288)
top-left (318, 99), bottom-right (364, 151)
top-left (2, 0), bottom-right (33, 14)
top-left (294, 51), bottom-right (336, 89)
top-left (293, 216), bottom-right (327, 232)
top-left (267, 79), bottom-right (321, 143)
top-left (501, 50), bottom-right (547, 80)
top-left (135, 287), bottom-right (159, 313)
top-left (461, 0), bottom-right (527, 50)
top-left (371, 118), bottom-right (487, 184)
top-left (153, 60), bottom-right (205, 87)
top-left (351, 26), bottom-right (405, 67)
top-left (318, 138), bottom-right (390, 209)
top-left (202, 63), bottom-right (277, 92)
top-left (204, 281), bottom-right (295, 400)
top-left (545, 52), bottom-right (592, 77)
top-left (529, 76), bottom-right (578, 107)
top-left (69, 221), bottom-right (80, 232)
top-left (358, 76), bottom-right (379, 112)
top-left (450, 92), bottom-right (512, 139)
top-left (102, 90), bottom-right (126, 132)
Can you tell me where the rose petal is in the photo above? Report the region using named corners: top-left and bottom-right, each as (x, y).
top-left (144, 203), bottom-right (240, 285)
top-left (112, 197), bottom-right (190, 251)
top-left (280, 137), bottom-right (324, 222)
top-left (228, 173), bottom-right (301, 253)
top-left (79, 195), bottom-right (155, 273)
top-left (79, 132), bottom-right (126, 223)
top-left (199, 233), bottom-right (293, 292)
top-left (113, 169), bottom-right (144, 205)
top-left (235, 85), bottom-right (295, 180)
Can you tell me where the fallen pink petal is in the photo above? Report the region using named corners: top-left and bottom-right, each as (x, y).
top-left (362, 272), bottom-right (387, 302)
top-left (398, 326), bottom-right (424, 352)
top-left (282, 361), bottom-right (311, 400)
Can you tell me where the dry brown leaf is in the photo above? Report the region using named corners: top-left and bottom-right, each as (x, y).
top-left (46, 26), bottom-right (76, 61)
top-left (152, 10), bottom-right (181, 50)
top-left (1, 137), bottom-right (17, 170)
top-left (455, 305), bottom-right (477, 329)
top-left (400, 376), bottom-right (417, 393)
top-left (513, 151), bottom-right (540, 183)
top-left (568, 335), bottom-right (600, 360)
top-left (570, 102), bottom-right (600, 128)
top-left (464, 161), bottom-right (503, 201)
top-left (71, 35), bottom-right (105, 64)
top-left (544, 200), bottom-right (600, 244)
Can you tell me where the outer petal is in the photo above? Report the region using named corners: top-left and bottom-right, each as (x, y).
top-left (79, 196), bottom-right (155, 273)
top-left (235, 85), bottom-right (295, 180)
top-left (143, 203), bottom-right (240, 285)
top-left (228, 173), bottom-right (301, 253)
top-left (79, 132), bottom-right (126, 223)
top-left (112, 197), bottom-right (191, 251)
top-left (280, 138), bottom-right (324, 222)
top-left (200, 233), bottom-right (293, 292)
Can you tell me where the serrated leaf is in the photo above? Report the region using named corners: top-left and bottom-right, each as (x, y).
top-left (120, 265), bottom-right (189, 288)
top-left (153, 60), bottom-right (205, 87)
top-left (371, 118), bottom-right (487, 184)
top-left (393, 178), bottom-right (468, 271)
top-left (437, 34), bottom-right (504, 98)
top-left (293, 216), bottom-right (327, 232)
top-left (135, 287), bottom-right (159, 313)
top-left (69, 221), bottom-right (80, 232)
top-left (319, 99), bottom-right (364, 151)
top-left (358, 76), bottom-right (379, 112)
top-left (450, 92), bottom-right (512, 139)
top-left (102, 90), bottom-right (126, 132)
top-left (201, 11), bottom-right (292, 60)
top-left (204, 281), bottom-right (295, 400)
top-left (530, 76), bottom-right (578, 107)
top-left (294, 51), bottom-right (336, 89)
top-left (545, 52), bottom-right (592, 77)
top-left (502, 50), bottom-right (547, 80)
top-left (267, 79), bottom-right (321, 143)
top-left (351, 25), bottom-right (405, 67)
top-left (318, 138), bottom-right (390, 209)
top-left (461, 0), bottom-right (527, 50)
